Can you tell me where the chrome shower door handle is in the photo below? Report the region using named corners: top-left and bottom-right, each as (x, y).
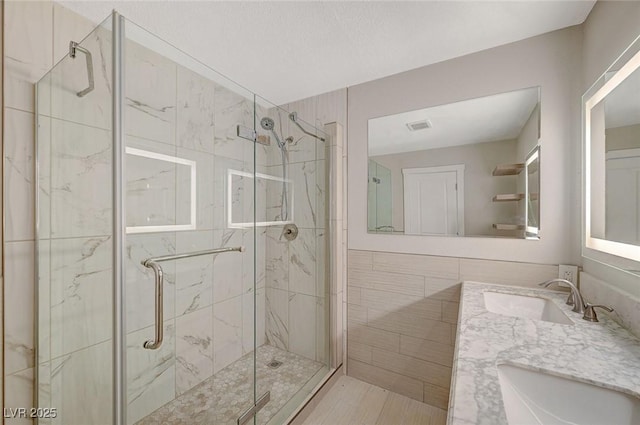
top-left (139, 246), bottom-right (244, 350)
top-left (141, 260), bottom-right (164, 349)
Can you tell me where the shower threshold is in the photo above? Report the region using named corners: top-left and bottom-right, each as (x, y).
top-left (136, 344), bottom-right (325, 425)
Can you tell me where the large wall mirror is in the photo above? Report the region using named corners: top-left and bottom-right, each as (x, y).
top-left (584, 35), bottom-right (640, 262)
top-left (367, 87), bottom-right (541, 239)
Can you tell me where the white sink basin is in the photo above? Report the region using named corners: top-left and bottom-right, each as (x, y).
top-left (483, 291), bottom-right (573, 325)
top-left (498, 364), bottom-right (640, 425)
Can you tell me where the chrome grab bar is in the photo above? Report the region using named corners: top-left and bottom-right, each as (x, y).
top-left (140, 245), bottom-right (245, 350)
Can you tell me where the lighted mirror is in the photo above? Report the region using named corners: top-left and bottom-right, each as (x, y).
top-left (584, 35), bottom-right (640, 261)
top-left (367, 86), bottom-right (541, 238)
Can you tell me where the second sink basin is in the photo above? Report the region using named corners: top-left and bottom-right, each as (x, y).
top-left (498, 364), bottom-right (640, 425)
top-left (483, 291), bottom-right (573, 325)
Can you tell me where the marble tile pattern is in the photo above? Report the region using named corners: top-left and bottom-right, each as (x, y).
top-left (263, 96), bottom-right (334, 366)
top-left (127, 322), bottom-right (177, 425)
top-left (49, 340), bottom-right (113, 425)
top-left (5, 108), bottom-right (36, 242)
top-left (5, 241), bottom-right (36, 376)
top-left (176, 307), bottom-right (214, 395)
top-left (136, 344), bottom-right (325, 425)
top-left (50, 118), bottom-right (113, 238)
top-left (448, 281), bottom-right (640, 425)
top-left (49, 236), bottom-right (113, 358)
top-left (125, 39), bottom-right (176, 144)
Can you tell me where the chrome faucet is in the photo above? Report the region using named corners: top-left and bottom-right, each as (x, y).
top-left (538, 279), bottom-right (586, 314)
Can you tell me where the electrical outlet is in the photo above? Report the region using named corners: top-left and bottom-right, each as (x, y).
top-left (558, 265), bottom-right (579, 287)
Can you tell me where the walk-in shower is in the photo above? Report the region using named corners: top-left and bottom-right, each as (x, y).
top-left (35, 12), bottom-right (334, 425)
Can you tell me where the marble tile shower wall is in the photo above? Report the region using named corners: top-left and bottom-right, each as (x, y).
top-left (261, 91), bottom-right (348, 366)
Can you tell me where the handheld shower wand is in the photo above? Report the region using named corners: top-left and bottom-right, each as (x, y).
top-left (260, 117), bottom-right (289, 221)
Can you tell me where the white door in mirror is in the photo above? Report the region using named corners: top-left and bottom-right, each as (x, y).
top-left (403, 165), bottom-right (464, 236)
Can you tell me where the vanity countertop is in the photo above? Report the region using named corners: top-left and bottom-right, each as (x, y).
top-left (447, 281), bottom-right (640, 425)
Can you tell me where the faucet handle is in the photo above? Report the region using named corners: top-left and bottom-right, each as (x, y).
top-left (582, 303), bottom-right (614, 322)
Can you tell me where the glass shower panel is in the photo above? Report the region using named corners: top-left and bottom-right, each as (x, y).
top-left (36, 16), bottom-right (114, 425)
top-left (122, 19), bottom-right (257, 425)
top-left (376, 163), bottom-right (393, 230)
top-left (368, 160), bottom-right (378, 231)
top-left (256, 99), bottom-right (330, 425)
top-left (367, 160), bottom-right (392, 232)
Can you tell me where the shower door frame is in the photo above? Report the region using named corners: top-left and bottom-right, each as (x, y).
top-left (112, 11), bottom-right (126, 425)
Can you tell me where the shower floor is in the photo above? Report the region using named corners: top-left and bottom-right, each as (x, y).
top-left (137, 345), bottom-right (325, 425)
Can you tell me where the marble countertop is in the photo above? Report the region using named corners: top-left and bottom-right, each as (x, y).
top-left (447, 281), bottom-right (640, 425)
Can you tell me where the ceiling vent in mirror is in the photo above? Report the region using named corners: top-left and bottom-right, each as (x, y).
top-left (406, 119), bottom-right (432, 131)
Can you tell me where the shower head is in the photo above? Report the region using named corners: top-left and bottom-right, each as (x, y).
top-left (260, 117), bottom-right (275, 131)
top-left (260, 116), bottom-right (286, 150)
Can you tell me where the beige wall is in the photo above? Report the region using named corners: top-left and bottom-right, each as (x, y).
top-left (372, 138), bottom-right (518, 236)
top-left (346, 249), bottom-right (557, 411)
top-left (348, 26), bottom-right (582, 264)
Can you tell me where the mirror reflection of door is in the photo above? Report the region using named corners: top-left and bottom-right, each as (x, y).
top-left (402, 165), bottom-right (464, 236)
top-left (606, 149), bottom-right (640, 244)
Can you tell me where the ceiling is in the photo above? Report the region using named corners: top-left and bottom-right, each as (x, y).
top-left (368, 86), bottom-right (539, 156)
top-left (60, 1), bottom-right (596, 106)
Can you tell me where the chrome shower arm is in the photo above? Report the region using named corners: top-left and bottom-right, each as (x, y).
top-left (289, 112), bottom-right (325, 142)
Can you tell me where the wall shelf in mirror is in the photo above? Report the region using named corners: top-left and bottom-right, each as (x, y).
top-left (492, 163), bottom-right (525, 176)
top-left (493, 224), bottom-right (525, 231)
top-left (493, 193), bottom-right (525, 202)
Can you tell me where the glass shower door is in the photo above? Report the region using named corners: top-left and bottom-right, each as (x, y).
top-left (122, 18), bottom-right (259, 425)
top-left (255, 100), bottom-right (331, 425)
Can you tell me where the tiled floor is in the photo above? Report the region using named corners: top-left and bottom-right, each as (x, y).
top-left (302, 376), bottom-right (447, 425)
top-left (137, 345), bottom-right (325, 425)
